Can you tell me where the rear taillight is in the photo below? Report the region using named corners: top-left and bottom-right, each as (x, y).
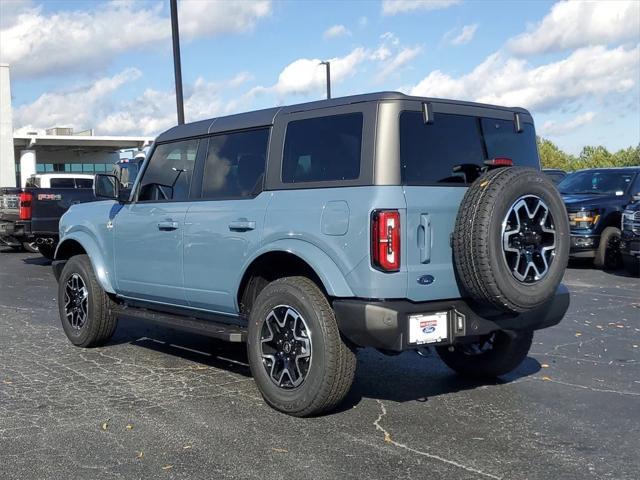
top-left (371, 209), bottom-right (400, 272)
top-left (484, 157), bottom-right (513, 167)
top-left (19, 192), bottom-right (32, 220)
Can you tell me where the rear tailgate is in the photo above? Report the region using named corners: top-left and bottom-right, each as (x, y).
top-left (30, 188), bottom-right (96, 234)
top-left (400, 107), bottom-right (540, 302)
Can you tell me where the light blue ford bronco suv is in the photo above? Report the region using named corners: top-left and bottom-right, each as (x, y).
top-left (54, 92), bottom-right (570, 416)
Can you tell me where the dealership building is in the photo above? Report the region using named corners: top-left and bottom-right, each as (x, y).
top-left (0, 64), bottom-right (153, 188)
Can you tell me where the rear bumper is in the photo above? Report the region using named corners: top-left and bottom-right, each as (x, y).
top-left (0, 220), bottom-right (31, 245)
top-left (333, 284), bottom-right (570, 352)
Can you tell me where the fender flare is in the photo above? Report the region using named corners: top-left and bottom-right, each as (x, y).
top-left (238, 239), bottom-right (355, 298)
top-left (55, 231), bottom-right (116, 294)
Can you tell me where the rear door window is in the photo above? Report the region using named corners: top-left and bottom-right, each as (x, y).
top-left (282, 113), bottom-right (362, 183)
top-left (50, 178), bottom-right (76, 188)
top-left (74, 178), bottom-right (94, 189)
top-left (202, 128), bottom-right (269, 199)
top-left (400, 112), bottom-right (539, 185)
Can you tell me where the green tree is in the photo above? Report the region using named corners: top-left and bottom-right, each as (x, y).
top-left (536, 138), bottom-right (639, 171)
top-left (537, 137), bottom-right (574, 170)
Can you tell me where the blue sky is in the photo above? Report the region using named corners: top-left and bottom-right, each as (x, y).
top-left (1, 0), bottom-right (638, 154)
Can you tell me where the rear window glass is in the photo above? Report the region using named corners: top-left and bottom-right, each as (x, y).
top-left (400, 112), bottom-right (539, 185)
top-left (75, 178), bottom-right (94, 188)
top-left (282, 113), bottom-right (362, 183)
top-left (50, 178), bottom-right (75, 188)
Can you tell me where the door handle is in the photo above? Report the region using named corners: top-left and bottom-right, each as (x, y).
top-left (418, 214), bottom-right (432, 264)
top-left (228, 220), bottom-right (256, 232)
top-left (157, 221), bottom-right (179, 231)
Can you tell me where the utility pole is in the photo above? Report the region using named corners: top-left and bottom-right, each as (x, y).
top-left (170, 0), bottom-right (185, 125)
top-left (319, 61), bottom-right (331, 99)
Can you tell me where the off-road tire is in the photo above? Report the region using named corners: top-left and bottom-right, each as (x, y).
top-left (58, 254), bottom-right (118, 347)
top-left (436, 330), bottom-right (533, 378)
top-left (453, 167), bottom-right (569, 313)
top-left (247, 276), bottom-right (356, 417)
top-left (22, 241), bottom-right (39, 253)
top-left (38, 243), bottom-right (56, 260)
top-left (593, 226), bottom-right (621, 270)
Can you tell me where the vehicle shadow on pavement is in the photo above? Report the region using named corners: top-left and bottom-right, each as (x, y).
top-left (568, 258), bottom-right (636, 278)
top-left (109, 317), bottom-right (541, 408)
top-left (110, 317), bottom-right (253, 378)
top-left (338, 351), bottom-right (541, 410)
top-left (22, 256), bottom-right (51, 266)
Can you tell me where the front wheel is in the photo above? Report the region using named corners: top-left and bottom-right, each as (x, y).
top-left (58, 255), bottom-right (118, 347)
top-left (436, 330), bottom-right (533, 378)
top-left (247, 276), bottom-right (356, 417)
top-left (594, 227), bottom-right (622, 269)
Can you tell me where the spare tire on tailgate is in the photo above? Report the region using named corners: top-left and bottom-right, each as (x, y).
top-left (453, 167), bottom-right (569, 314)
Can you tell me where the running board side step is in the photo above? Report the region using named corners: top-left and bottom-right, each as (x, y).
top-left (116, 306), bottom-right (247, 342)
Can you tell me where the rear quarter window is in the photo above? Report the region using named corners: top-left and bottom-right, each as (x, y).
top-left (49, 178), bottom-right (76, 188)
top-left (400, 111), bottom-right (539, 185)
top-left (282, 113), bottom-right (363, 184)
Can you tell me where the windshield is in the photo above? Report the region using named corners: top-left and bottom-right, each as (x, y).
top-left (558, 171), bottom-right (635, 195)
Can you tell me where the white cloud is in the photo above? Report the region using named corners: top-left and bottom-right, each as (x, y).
top-left (541, 112), bottom-right (596, 137)
top-left (406, 45), bottom-right (639, 112)
top-left (358, 16), bottom-right (368, 28)
top-left (14, 69), bottom-right (252, 136)
top-left (261, 48), bottom-right (368, 97)
top-left (448, 24), bottom-right (478, 46)
top-left (323, 24), bottom-right (351, 39)
top-left (508, 0), bottom-right (640, 56)
top-left (382, 0), bottom-right (460, 15)
top-left (377, 46), bottom-right (422, 81)
top-left (14, 68), bottom-right (142, 132)
top-left (0, 0), bottom-right (271, 77)
top-left (178, 0), bottom-right (271, 39)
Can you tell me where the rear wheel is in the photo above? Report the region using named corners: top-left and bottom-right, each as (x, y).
top-left (247, 276), bottom-right (356, 416)
top-left (38, 243), bottom-right (56, 260)
top-left (594, 226), bottom-right (621, 269)
top-left (436, 330), bottom-right (533, 378)
top-left (22, 241), bottom-right (39, 253)
top-left (58, 255), bottom-right (118, 347)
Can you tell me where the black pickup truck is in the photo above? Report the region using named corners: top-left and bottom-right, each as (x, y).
top-left (558, 167), bottom-right (640, 269)
top-left (0, 174), bottom-right (96, 259)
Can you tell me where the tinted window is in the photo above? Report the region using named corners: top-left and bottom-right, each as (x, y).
top-left (50, 178), bottom-right (76, 188)
top-left (558, 171), bottom-right (636, 195)
top-left (481, 118), bottom-right (539, 167)
top-left (202, 129), bottom-right (269, 199)
top-left (75, 178), bottom-right (94, 189)
top-left (138, 139), bottom-right (199, 201)
top-left (400, 112), bottom-right (539, 185)
top-left (283, 113), bottom-right (362, 183)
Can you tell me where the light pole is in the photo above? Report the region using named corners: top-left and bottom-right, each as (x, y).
top-left (319, 61), bottom-right (331, 99)
top-left (170, 0), bottom-right (185, 125)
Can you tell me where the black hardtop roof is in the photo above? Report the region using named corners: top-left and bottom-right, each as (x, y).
top-left (155, 91), bottom-right (531, 143)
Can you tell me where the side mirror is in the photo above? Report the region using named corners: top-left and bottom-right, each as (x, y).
top-left (94, 173), bottom-right (120, 200)
top-left (632, 192), bottom-right (640, 202)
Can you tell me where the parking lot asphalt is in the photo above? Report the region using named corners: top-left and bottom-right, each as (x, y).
top-left (0, 250), bottom-right (638, 480)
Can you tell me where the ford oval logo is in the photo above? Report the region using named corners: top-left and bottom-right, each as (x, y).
top-left (417, 274), bottom-right (435, 285)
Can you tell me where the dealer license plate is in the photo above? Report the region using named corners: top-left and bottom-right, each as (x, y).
top-left (409, 312), bottom-right (449, 345)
